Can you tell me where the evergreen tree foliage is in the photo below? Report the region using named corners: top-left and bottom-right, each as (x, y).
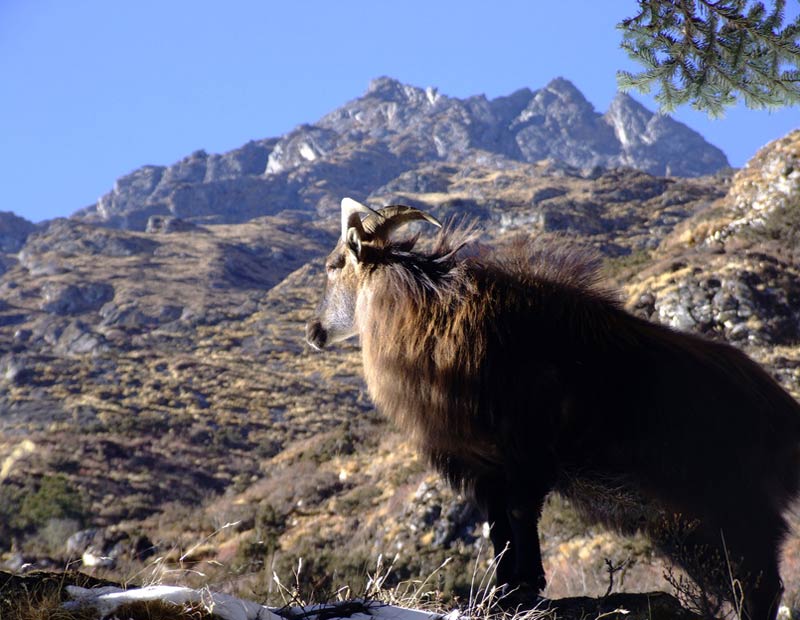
top-left (617, 0), bottom-right (800, 115)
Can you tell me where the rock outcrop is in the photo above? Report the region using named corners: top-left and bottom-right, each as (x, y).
top-left (0, 212), bottom-right (36, 253)
top-left (626, 130), bottom-right (800, 348)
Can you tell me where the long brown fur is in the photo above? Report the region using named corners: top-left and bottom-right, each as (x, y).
top-left (309, 224), bottom-right (800, 620)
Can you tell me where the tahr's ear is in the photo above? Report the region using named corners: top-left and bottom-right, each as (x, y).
top-left (346, 226), bottom-right (362, 260)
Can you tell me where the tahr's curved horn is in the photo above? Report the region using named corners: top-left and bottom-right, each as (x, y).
top-left (363, 205), bottom-right (441, 240)
top-left (341, 197), bottom-right (381, 240)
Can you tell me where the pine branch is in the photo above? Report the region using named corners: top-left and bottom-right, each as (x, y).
top-left (617, 0), bottom-right (800, 114)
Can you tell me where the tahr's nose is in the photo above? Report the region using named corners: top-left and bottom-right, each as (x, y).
top-left (305, 320), bottom-right (327, 351)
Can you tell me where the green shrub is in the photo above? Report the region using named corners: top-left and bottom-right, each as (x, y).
top-left (233, 502), bottom-right (287, 573)
top-left (0, 475), bottom-right (88, 554)
top-left (0, 483), bottom-right (25, 550)
top-left (18, 475), bottom-right (87, 530)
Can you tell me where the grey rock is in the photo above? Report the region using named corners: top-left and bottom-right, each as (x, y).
top-left (41, 282), bottom-right (115, 316)
top-left (393, 477), bottom-right (482, 551)
top-left (54, 320), bottom-right (107, 356)
top-left (205, 139), bottom-right (275, 181)
top-left (21, 219), bottom-right (157, 258)
top-left (1, 354), bottom-right (30, 384)
top-left (532, 186), bottom-right (569, 202)
top-left (17, 254), bottom-right (71, 277)
top-left (93, 165), bottom-right (167, 228)
top-left (722, 129), bottom-right (800, 244)
top-left (0, 211), bottom-right (37, 252)
top-left (66, 529), bottom-right (100, 556)
top-left (99, 301), bottom-right (182, 330)
top-left (376, 164), bottom-right (457, 194)
top-left (266, 126), bottom-right (339, 174)
top-left (13, 328), bottom-right (32, 343)
top-left (1, 553), bottom-right (27, 573)
top-left (31, 315), bottom-right (67, 346)
top-left (0, 254), bottom-right (13, 277)
top-left (160, 149), bottom-right (209, 186)
top-left (66, 528), bottom-right (152, 565)
top-left (145, 215), bottom-right (204, 234)
top-left (651, 264), bottom-right (800, 345)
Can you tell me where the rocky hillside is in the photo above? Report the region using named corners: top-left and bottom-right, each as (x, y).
top-left (625, 131), bottom-right (800, 351)
top-left (72, 77), bottom-right (728, 230)
top-left (1, 80), bottom-right (798, 611)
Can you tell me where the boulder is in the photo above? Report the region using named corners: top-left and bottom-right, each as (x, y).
top-left (40, 282), bottom-right (114, 316)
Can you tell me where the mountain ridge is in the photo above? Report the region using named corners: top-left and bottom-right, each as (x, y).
top-left (70, 77), bottom-right (729, 231)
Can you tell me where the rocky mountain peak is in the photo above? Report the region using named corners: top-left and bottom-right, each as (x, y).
top-left (604, 93), bottom-right (656, 147)
top-left (365, 76), bottom-right (439, 106)
top-left (602, 91), bottom-right (729, 177)
top-left (606, 91), bottom-right (649, 119)
top-left (518, 77), bottom-right (597, 121)
top-left (486, 87), bottom-right (535, 124)
top-left (72, 78), bottom-right (729, 230)
top-left (543, 76), bottom-right (591, 101)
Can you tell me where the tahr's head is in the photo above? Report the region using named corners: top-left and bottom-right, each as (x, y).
top-left (305, 197), bottom-right (440, 350)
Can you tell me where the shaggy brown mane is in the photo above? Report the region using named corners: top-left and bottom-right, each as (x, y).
top-left (373, 223), bottom-right (617, 312)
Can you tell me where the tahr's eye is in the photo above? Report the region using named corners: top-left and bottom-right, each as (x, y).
top-left (326, 256), bottom-right (345, 272)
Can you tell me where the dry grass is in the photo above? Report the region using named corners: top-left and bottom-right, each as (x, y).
top-left (0, 553), bottom-right (547, 620)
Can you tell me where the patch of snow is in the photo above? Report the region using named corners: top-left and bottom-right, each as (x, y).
top-left (299, 142), bottom-right (319, 162)
top-left (65, 585), bottom-right (448, 620)
top-left (384, 102), bottom-right (398, 122)
top-left (65, 585), bottom-right (281, 620)
top-left (265, 145), bottom-right (286, 174)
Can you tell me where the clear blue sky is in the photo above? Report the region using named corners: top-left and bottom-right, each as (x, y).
top-left (2, 1), bottom-right (798, 223)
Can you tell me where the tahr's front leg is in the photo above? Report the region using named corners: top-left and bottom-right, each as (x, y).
top-left (486, 488), bottom-right (516, 587)
top-left (483, 482), bottom-right (548, 594)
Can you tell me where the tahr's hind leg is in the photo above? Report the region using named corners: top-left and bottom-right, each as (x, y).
top-left (719, 510), bottom-right (786, 620)
top-left (654, 512), bottom-right (785, 620)
top-left (740, 556), bottom-right (782, 620)
top-left (726, 523), bottom-right (785, 620)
